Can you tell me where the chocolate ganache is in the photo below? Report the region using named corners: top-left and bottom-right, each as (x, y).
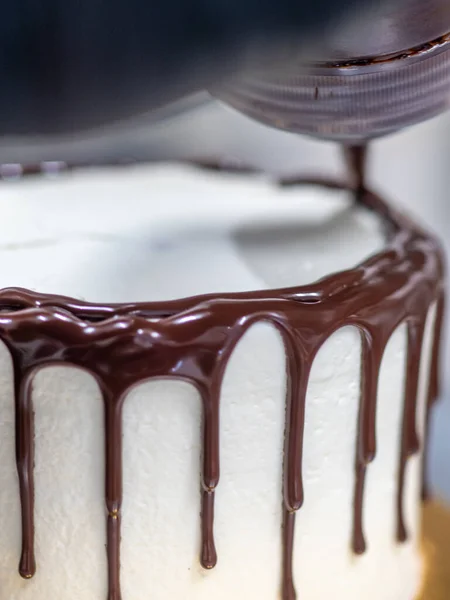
top-left (0, 155), bottom-right (444, 600)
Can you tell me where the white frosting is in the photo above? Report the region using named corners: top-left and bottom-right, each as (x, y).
top-left (0, 164), bottom-right (384, 299)
top-left (0, 164), bottom-right (433, 600)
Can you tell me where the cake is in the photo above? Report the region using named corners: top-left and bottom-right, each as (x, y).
top-left (0, 162), bottom-right (444, 600)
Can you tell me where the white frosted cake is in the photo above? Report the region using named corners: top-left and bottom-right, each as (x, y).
top-left (0, 163), bottom-right (444, 600)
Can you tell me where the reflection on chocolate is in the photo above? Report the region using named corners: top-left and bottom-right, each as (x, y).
top-left (0, 161), bottom-right (444, 599)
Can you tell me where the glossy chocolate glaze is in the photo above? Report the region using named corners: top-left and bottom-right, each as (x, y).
top-left (0, 157), bottom-right (444, 599)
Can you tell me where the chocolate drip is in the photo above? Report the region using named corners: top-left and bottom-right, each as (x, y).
top-left (0, 175), bottom-right (444, 600)
top-left (397, 317), bottom-right (426, 542)
top-left (282, 511), bottom-right (296, 600)
top-left (280, 346), bottom-right (310, 600)
top-left (104, 395), bottom-right (124, 600)
top-left (345, 144), bottom-right (368, 197)
top-left (353, 332), bottom-right (383, 554)
top-left (201, 491), bottom-right (217, 569)
top-left (15, 370), bottom-right (36, 579)
top-left (200, 383), bottom-right (220, 569)
top-left (284, 348), bottom-right (310, 514)
top-left (422, 292), bottom-right (446, 500)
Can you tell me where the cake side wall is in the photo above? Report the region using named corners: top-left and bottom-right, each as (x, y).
top-left (0, 317), bottom-right (434, 599)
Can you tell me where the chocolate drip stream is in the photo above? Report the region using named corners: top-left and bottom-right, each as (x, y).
top-left (0, 157), bottom-right (444, 600)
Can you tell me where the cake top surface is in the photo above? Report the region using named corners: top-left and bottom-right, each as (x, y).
top-left (0, 163), bottom-right (385, 302)
top-left (0, 165), bottom-right (443, 600)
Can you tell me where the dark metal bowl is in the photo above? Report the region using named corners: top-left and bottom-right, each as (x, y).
top-left (213, 0), bottom-right (450, 141)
